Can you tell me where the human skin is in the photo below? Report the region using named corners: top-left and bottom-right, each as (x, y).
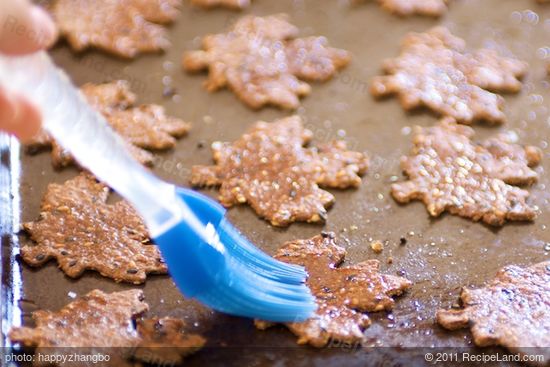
top-left (0, 0), bottom-right (57, 141)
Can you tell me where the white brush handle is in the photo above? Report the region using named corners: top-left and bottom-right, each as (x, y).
top-left (0, 52), bottom-right (183, 236)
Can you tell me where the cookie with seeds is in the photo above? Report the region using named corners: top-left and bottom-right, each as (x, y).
top-left (391, 118), bottom-right (541, 226)
top-left (255, 233), bottom-right (411, 347)
top-left (378, 0), bottom-right (449, 17)
top-left (9, 290), bottom-right (205, 366)
top-left (190, 116), bottom-right (368, 226)
top-left (10, 289), bottom-right (147, 366)
top-left (134, 317), bottom-right (206, 365)
top-left (183, 14), bottom-right (350, 110)
top-left (51, 0), bottom-right (180, 58)
top-left (437, 261), bottom-right (550, 365)
top-left (21, 173), bottom-right (167, 284)
top-left (26, 81), bottom-right (190, 169)
top-left (190, 0), bottom-right (251, 9)
top-left (371, 27), bottom-right (527, 124)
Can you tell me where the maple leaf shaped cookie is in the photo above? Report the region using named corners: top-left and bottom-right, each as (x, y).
top-left (190, 0), bottom-right (251, 9)
top-left (377, 0), bottom-right (449, 16)
top-left (255, 233), bottom-right (412, 347)
top-left (190, 116), bottom-right (368, 226)
top-left (183, 14), bottom-right (350, 110)
top-left (391, 118), bottom-right (542, 226)
top-left (371, 27), bottom-right (527, 124)
top-left (437, 261), bottom-right (550, 364)
top-left (26, 80), bottom-right (191, 169)
top-left (21, 173), bottom-right (167, 284)
top-left (10, 289), bottom-right (147, 366)
top-left (9, 290), bottom-right (205, 367)
top-left (51, 0), bottom-right (180, 58)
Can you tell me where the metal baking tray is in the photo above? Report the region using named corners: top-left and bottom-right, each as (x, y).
top-left (2, 0), bottom-right (549, 365)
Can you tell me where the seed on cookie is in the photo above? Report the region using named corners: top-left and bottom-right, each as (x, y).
top-left (9, 290), bottom-right (204, 366)
top-left (437, 261), bottom-right (550, 365)
top-left (255, 233), bottom-right (411, 347)
top-left (51, 0), bottom-right (180, 58)
top-left (26, 80), bottom-right (191, 169)
top-left (190, 116), bottom-right (368, 226)
top-left (371, 27), bottom-right (527, 124)
top-left (391, 118), bottom-right (541, 226)
top-left (183, 14), bottom-right (350, 110)
top-left (21, 173), bottom-right (167, 284)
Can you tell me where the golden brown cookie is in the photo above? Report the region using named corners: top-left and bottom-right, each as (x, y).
top-left (51, 0), bottom-right (180, 58)
top-left (9, 290), bottom-right (205, 366)
top-left (190, 116), bottom-right (368, 226)
top-left (134, 317), bottom-right (206, 365)
top-left (21, 174), bottom-right (167, 284)
top-left (371, 27), bottom-right (527, 124)
top-left (190, 0), bottom-right (251, 9)
top-left (391, 118), bottom-right (542, 226)
top-left (437, 261), bottom-right (550, 365)
top-left (255, 233), bottom-right (412, 347)
top-left (378, 0), bottom-right (449, 17)
top-left (26, 81), bottom-right (190, 169)
top-left (183, 14), bottom-right (350, 109)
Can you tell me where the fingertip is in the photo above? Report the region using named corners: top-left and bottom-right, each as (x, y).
top-left (0, 93), bottom-right (42, 142)
top-left (29, 6), bottom-right (58, 50)
top-left (0, 2), bottom-right (58, 55)
top-left (0, 89), bottom-right (18, 123)
top-left (12, 96), bottom-right (42, 142)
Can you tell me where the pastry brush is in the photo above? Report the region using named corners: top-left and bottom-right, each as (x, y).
top-left (0, 52), bottom-right (316, 322)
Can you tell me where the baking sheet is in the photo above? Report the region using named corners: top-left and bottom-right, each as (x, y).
top-left (2, 0), bottom-right (550, 365)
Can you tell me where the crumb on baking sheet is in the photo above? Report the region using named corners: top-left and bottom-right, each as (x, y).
top-left (370, 240), bottom-right (384, 253)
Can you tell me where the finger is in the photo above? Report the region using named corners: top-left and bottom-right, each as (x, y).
top-left (0, 90), bottom-right (41, 141)
top-left (0, 0), bottom-right (57, 55)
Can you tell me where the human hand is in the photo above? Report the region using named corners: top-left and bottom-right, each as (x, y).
top-left (0, 0), bottom-right (57, 141)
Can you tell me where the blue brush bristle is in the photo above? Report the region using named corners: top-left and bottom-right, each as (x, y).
top-left (153, 189), bottom-right (317, 322)
top-left (218, 219), bottom-right (307, 284)
top-left (198, 249), bottom-right (317, 321)
top-left (176, 188), bottom-right (308, 284)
